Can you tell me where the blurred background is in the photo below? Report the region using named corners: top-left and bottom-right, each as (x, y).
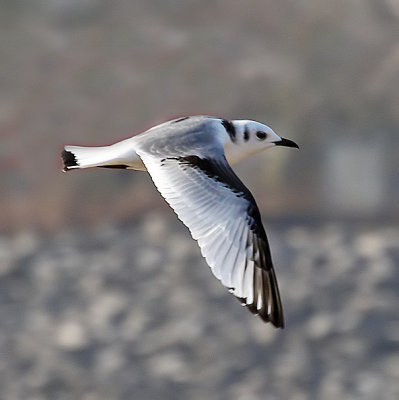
top-left (1, 1), bottom-right (398, 399)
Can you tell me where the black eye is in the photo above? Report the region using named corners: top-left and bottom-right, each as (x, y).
top-left (256, 131), bottom-right (267, 140)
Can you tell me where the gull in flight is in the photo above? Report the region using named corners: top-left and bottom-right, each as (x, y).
top-left (61, 116), bottom-right (298, 328)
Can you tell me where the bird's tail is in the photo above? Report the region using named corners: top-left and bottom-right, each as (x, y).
top-left (61, 142), bottom-right (139, 172)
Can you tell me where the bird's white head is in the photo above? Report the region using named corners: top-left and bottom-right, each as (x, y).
top-left (223, 119), bottom-right (299, 165)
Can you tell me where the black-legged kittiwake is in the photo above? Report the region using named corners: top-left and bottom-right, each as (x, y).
top-left (61, 116), bottom-right (299, 328)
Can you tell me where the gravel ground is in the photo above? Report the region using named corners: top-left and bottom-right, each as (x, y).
top-left (0, 214), bottom-right (398, 400)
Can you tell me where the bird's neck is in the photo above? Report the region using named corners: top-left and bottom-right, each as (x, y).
top-left (224, 140), bottom-right (255, 165)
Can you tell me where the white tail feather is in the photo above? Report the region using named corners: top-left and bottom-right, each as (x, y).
top-left (62, 140), bottom-right (145, 171)
top-left (63, 145), bottom-right (118, 169)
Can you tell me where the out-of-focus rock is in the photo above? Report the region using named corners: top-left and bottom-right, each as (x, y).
top-left (0, 218), bottom-right (398, 399)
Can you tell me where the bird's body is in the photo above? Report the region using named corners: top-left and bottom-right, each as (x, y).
top-left (62, 115), bottom-right (298, 328)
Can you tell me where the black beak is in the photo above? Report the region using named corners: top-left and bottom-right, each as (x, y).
top-left (274, 137), bottom-right (299, 149)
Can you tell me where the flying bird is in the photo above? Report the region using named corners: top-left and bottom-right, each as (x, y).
top-left (61, 116), bottom-right (298, 328)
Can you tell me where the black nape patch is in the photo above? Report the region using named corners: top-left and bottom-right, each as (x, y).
top-left (221, 119), bottom-right (236, 142)
top-left (172, 116), bottom-right (190, 124)
top-left (61, 150), bottom-right (78, 171)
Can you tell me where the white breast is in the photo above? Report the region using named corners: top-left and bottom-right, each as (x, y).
top-left (224, 140), bottom-right (259, 165)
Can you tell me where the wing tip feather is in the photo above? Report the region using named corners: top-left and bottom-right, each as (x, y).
top-left (236, 266), bottom-right (285, 329)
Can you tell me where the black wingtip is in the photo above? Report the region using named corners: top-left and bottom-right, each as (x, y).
top-left (259, 267), bottom-right (285, 329)
top-left (236, 266), bottom-right (285, 329)
top-left (61, 149), bottom-right (78, 172)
